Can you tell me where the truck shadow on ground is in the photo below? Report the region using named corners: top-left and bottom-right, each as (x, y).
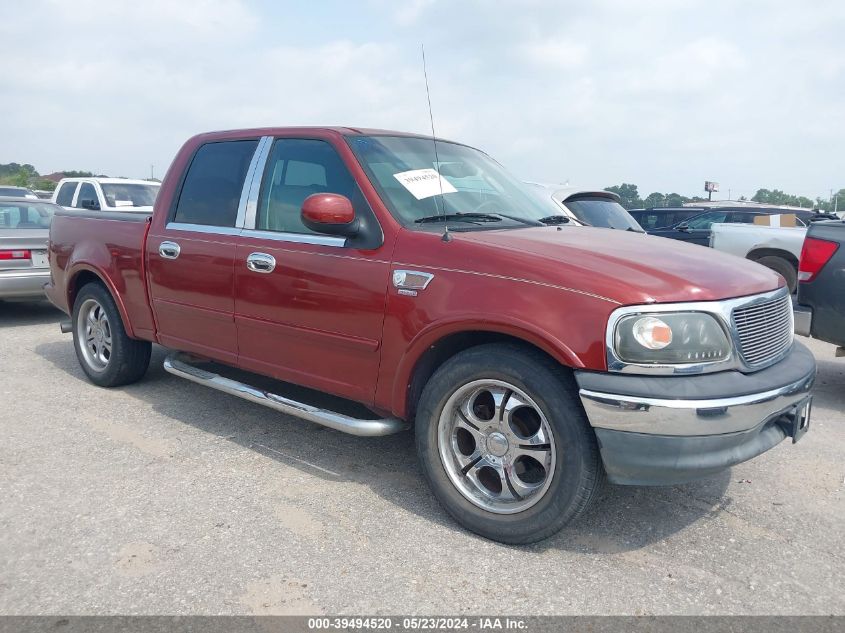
top-left (38, 340), bottom-right (805, 553)
top-left (0, 300), bottom-right (63, 327)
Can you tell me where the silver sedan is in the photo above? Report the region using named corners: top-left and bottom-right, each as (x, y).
top-left (0, 196), bottom-right (58, 300)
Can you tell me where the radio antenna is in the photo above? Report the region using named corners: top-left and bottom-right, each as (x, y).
top-left (421, 44), bottom-right (451, 242)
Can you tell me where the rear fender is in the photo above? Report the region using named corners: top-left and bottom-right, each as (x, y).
top-left (66, 261), bottom-right (136, 339)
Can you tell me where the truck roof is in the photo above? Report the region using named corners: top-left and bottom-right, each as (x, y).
top-left (57, 177), bottom-right (160, 186)
top-left (189, 126), bottom-right (461, 144)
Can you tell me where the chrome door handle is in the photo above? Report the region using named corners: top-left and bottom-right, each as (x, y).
top-left (159, 241), bottom-right (180, 259)
top-left (246, 252), bottom-right (275, 273)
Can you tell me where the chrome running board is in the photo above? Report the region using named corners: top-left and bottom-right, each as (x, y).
top-left (163, 352), bottom-right (409, 437)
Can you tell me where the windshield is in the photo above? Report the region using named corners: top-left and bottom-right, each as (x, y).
top-left (0, 202), bottom-right (55, 228)
top-left (0, 187), bottom-right (32, 197)
top-left (347, 135), bottom-right (556, 229)
top-left (562, 196), bottom-right (643, 231)
top-left (101, 183), bottom-right (159, 208)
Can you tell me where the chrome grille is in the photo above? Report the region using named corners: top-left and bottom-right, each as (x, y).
top-left (732, 292), bottom-right (793, 368)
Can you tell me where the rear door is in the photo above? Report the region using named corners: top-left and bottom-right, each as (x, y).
top-left (232, 137), bottom-right (391, 404)
top-left (146, 139), bottom-right (260, 365)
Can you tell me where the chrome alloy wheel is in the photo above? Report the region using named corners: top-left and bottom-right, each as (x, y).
top-left (77, 298), bottom-right (112, 372)
top-left (438, 380), bottom-right (557, 514)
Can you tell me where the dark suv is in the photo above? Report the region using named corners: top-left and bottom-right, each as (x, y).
top-left (646, 208), bottom-right (812, 246)
top-left (629, 207), bottom-right (705, 231)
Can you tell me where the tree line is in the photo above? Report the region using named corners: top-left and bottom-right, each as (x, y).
top-left (604, 183), bottom-right (844, 213)
top-left (0, 162), bottom-right (102, 191)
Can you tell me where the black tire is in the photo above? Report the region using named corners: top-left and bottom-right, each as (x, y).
top-left (72, 282), bottom-right (151, 387)
top-left (755, 255), bottom-right (797, 294)
top-left (415, 343), bottom-right (604, 544)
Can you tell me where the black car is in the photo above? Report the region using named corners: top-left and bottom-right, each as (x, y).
top-left (629, 207), bottom-right (705, 231)
top-left (646, 207), bottom-right (811, 246)
top-left (794, 219), bottom-right (845, 354)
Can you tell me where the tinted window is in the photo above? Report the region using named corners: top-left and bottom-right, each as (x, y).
top-left (685, 211), bottom-right (728, 229)
top-left (563, 196), bottom-right (642, 231)
top-left (75, 182), bottom-right (98, 208)
top-left (0, 203), bottom-right (55, 228)
top-left (174, 140), bottom-right (258, 227)
top-left (56, 182), bottom-right (78, 206)
top-left (257, 139), bottom-right (362, 234)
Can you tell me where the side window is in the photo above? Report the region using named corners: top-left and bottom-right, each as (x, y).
top-left (56, 182), bottom-right (77, 207)
top-left (686, 212), bottom-right (726, 230)
top-left (256, 139), bottom-right (362, 235)
top-left (75, 183), bottom-right (98, 208)
top-left (173, 139), bottom-right (259, 227)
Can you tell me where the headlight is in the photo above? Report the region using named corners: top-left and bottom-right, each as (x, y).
top-left (614, 312), bottom-right (731, 364)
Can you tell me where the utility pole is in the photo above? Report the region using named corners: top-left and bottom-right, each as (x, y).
top-left (150, 164), bottom-right (154, 180)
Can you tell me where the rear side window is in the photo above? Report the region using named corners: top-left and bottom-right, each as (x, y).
top-left (173, 140), bottom-right (258, 227)
top-left (56, 182), bottom-right (78, 207)
top-left (75, 183), bottom-right (98, 208)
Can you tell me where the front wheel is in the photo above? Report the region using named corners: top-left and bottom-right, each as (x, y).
top-left (72, 282), bottom-right (151, 387)
top-left (415, 343), bottom-right (604, 544)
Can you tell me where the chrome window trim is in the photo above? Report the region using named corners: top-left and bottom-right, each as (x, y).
top-left (239, 136), bottom-right (348, 249)
top-left (243, 136), bottom-right (274, 230)
top-left (240, 229), bottom-right (346, 247)
top-left (164, 222), bottom-right (243, 236)
top-left (605, 286), bottom-right (793, 375)
top-left (235, 136), bottom-right (272, 229)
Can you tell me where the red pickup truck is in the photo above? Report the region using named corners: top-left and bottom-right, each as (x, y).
top-left (46, 127), bottom-right (816, 543)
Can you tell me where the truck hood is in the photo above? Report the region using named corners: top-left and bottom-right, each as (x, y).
top-left (446, 226), bottom-right (783, 305)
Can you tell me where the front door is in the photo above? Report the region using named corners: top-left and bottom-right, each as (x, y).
top-left (146, 139), bottom-right (259, 365)
top-left (233, 137), bottom-right (390, 405)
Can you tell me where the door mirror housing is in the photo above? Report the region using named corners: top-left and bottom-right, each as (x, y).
top-left (301, 193), bottom-right (359, 237)
top-left (81, 198), bottom-right (100, 211)
top-left (676, 222), bottom-right (690, 232)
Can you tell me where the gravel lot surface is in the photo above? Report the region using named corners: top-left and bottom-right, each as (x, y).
top-left (1, 301), bottom-right (843, 615)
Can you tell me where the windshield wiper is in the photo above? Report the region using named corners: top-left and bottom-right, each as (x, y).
top-left (414, 213), bottom-right (503, 224)
top-left (538, 215), bottom-right (579, 226)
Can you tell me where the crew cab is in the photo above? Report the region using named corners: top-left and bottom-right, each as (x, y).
top-left (52, 177), bottom-right (160, 212)
top-left (46, 127), bottom-right (816, 544)
top-left (794, 219), bottom-right (845, 356)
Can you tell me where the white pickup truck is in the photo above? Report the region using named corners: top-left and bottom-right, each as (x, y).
top-left (709, 222), bottom-right (806, 293)
top-left (52, 177), bottom-right (160, 213)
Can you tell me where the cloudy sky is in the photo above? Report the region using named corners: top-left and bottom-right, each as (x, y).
top-left (2, 0), bottom-right (842, 200)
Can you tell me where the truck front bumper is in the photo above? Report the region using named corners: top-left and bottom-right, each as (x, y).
top-left (575, 341), bottom-right (816, 485)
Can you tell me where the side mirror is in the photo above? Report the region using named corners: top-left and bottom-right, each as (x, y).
top-left (81, 198), bottom-right (100, 211)
top-left (301, 193), bottom-right (359, 237)
top-left (676, 222), bottom-right (690, 232)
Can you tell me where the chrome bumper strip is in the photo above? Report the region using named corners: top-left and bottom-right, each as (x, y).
top-left (579, 372), bottom-right (814, 436)
top-left (164, 352), bottom-right (409, 437)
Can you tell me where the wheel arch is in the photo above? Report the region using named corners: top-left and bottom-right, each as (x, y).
top-left (67, 265), bottom-right (136, 339)
top-left (746, 247), bottom-right (799, 268)
top-left (395, 321), bottom-right (584, 423)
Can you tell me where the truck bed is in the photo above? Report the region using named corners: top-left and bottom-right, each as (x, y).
top-left (47, 209), bottom-right (157, 340)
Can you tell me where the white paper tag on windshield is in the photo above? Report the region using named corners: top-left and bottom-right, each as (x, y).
top-left (393, 168), bottom-right (457, 200)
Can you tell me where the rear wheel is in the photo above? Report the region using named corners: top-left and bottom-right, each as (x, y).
top-left (72, 282), bottom-right (151, 387)
top-left (415, 343), bottom-right (604, 544)
top-left (755, 255), bottom-right (797, 294)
